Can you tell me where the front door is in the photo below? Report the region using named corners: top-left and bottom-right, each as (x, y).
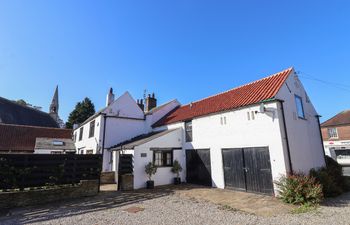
top-left (186, 149), bottom-right (212, 186)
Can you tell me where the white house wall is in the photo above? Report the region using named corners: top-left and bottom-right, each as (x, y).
top-left (74, 115), bottom-right (103, 154)
top-left (161, 101), bottom-right (288, 191)
top-left (105, 92), bottom-right (145, 120)
top-left (144, 100), bottom-right (180, 132)
top-left (275, 72), bottom-right (326, 173)
top-left (129, 129), bottom-right (183, 189)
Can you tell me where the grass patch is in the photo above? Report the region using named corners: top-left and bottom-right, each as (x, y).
top-left (218, 204), bottom-right (238, 212)
top-left (291, 203), bottom-right (318, 214)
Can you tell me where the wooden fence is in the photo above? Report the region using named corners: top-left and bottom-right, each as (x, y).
top-left (0, 154), bottom-right (102, 190)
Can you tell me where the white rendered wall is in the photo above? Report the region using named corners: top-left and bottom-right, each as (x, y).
top-left (74, 115), bottom-right (103, 155)
top-left (128, 129), bottom-right (183, 189)
top-left (275, 71), bottom-right (326, 173)
top-left (162, 101), bottom-right (288, 191)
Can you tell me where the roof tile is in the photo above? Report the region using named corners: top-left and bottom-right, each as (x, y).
top-left (0, 124), bottom-right (72, 152)
top-left (153, 68), bottom-right (293, 126)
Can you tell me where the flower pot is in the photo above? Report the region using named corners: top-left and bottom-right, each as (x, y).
top-left (174, 177), bottom-right (181, 185)
top-left (146, 180), bottom-right (154, 189)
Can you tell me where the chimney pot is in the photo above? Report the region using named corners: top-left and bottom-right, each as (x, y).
top-left (106, 87), bottom-right (115, 106)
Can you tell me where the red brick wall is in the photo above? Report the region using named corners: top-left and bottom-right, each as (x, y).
top-left (322, 125), bottom-right (350, 141)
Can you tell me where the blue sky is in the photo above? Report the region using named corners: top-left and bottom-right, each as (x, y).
top-left (0, 1), bottom-right (349, 122)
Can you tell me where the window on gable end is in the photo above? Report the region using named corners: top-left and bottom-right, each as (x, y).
top-left (185, 121), bottom-right (193, 142)
top-left (295, 95), bottom-right (305, 119)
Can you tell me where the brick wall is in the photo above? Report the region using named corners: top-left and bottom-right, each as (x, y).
top-left (100, 172), bottom-right (116, 184)
top-left (0, 180), bottom-right (99, 209)
top-left (322, 125), bottom-right (350, 141)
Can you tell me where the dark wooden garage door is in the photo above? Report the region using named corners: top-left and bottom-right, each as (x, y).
top-left (222, 147), bottom-right (274, 195)
top-left (186, 149), bottom-right (212, 186)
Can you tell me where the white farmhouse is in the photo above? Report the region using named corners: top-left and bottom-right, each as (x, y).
top-left (73, 88), bottom-right (180, 171)
top-left (77, 67), bottom-right (326, 195)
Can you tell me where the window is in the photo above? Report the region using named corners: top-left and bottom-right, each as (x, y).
top-left (89, 120), bottom-right (95, 138)
top-left (79, 127), bottom-right (84, 141)
top-left (295, 95), bottom-right (305, 119)
top-left (74, 132), bottom-right (77, 142)
top-left (251, 111), bottom-right (255, 120)
top-left (153, 150), bottom-right (173, 167)
top-left (328, 128), bottom-right (338, 139)
top-left (185, 121), bottom-right (193, 142)
top-left (247, 112), bottom-right (251, 120)
top-left (220, 116), bottom-right (227, 125)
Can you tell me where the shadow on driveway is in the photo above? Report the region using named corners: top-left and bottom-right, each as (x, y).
top-left (322, 191), bottom-right (350, 208)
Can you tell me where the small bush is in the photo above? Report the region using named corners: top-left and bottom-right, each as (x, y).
top-left (145, 162), bottom-right (157, 181)
top-left (310, 156), bottom-right (348, 197)
top-left (275, 173), bottom-right (323, 205)
top-left (171, 160), bottom-right (183, 178)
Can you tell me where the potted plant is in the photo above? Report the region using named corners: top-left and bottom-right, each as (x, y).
top-left (171, 160), bottom-right (183, 185)
top-left (145, 162), bottom-right (157, 189)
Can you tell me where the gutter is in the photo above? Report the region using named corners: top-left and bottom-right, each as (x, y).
top-left (277, 99), bottom-right (294, 175)
top-left (316, 115), bottom-right (327, 165)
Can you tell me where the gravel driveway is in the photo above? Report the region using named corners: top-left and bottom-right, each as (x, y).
top-left (1, 185), bottom-right (350, 225)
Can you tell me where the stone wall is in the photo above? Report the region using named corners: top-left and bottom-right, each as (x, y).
top-left (0, 180), bottom-right (99, 209)
top-left (100, 171), bottom-right (116, 184)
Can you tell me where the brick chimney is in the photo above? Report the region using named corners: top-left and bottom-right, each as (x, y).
top-left (145, 93), bottom-right (157, 112)
top-left (137, 99), bottom-right (144, 111)
top-left (106, 88), bottom-right (115, 106)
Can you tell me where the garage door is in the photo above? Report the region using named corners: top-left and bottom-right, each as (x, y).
top-left (222, 147), bottom-right (274, 195)
top-left (186, 149), bottom-right (212, 186)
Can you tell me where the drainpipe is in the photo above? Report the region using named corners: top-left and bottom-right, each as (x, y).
top-left (316, 115), bottom-right (327, 166)
top-left (98, 113), bottom-right (107, 192)
top-left (277, 100), bottom-right (294, 175)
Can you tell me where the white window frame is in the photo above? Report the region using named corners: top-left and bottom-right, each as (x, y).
top-left (328, 127), bottom-right (338, 139)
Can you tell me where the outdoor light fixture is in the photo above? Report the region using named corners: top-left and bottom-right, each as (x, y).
top-left (259, 103), bottom-right (266, 113)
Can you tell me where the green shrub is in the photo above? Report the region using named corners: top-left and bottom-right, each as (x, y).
top-left (310, 156), bottom-right (348, 197)
top-left (275, 173), bottom-right (323, 205)
top-left (171, 160), bottom-right (183, 178)
top-left (145, 162), bottom-right (157, 181)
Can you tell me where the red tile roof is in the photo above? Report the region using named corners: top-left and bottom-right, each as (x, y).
top-left (153, 68), bottom-right (293, 127)
top-left (321, 110), bottom-right (350, 127)
top-left (0, 124), bottom-right (72, 152)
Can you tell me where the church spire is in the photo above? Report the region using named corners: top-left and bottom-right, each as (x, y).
top-left (49, 85), bottom-right (59, 123)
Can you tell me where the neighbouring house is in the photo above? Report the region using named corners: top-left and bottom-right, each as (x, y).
top-left (75, 67), bottom-right (325, 195)
top-left (321, 110), bottom-right (350, 175)
top-left (34, 138), bottom-right (75, 154)
top-left (0, 123), bottom-right (72, 154)
top-left (0, 86), bottom-right (63, 128)
top-left (73, 88), bottom-right (180, 171)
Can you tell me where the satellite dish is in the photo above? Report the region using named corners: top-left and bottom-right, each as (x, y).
top-left (259, 103), bottom-right (265, 113)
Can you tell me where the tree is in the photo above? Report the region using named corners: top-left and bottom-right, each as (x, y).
top-left (65, 98), bottom-right (95, 129)
top-left (16, 99), bottom-right (29, 106)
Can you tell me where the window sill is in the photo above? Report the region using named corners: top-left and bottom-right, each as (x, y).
top-left (298, 116), bottom-right (307, 121)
